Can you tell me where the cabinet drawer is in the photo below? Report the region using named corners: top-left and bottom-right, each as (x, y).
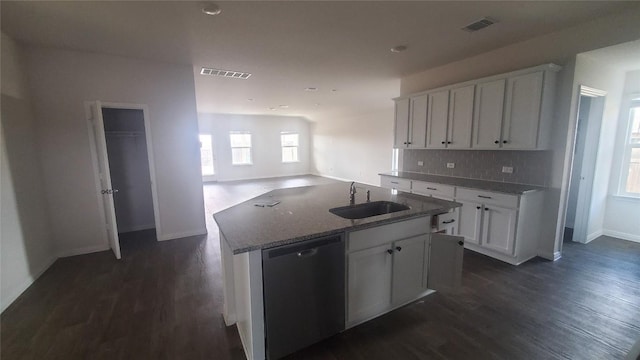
top-left (348, 216), bottom-right (430, 252)
top-left (456, 188), bottom-right (518, 208)
top-left (380, 176), bottom-right (411, 192)
top-left (411, 181), bottom-right (455, 199)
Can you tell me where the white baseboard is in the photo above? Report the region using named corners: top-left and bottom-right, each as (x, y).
top-left (603, 229), bottom-right (640, 243)
top-left (537, 250), bottom-right (562, 261)
top-left (158, 228), bottom-right (208, 241)
top-left (57, 243), bottom-right (110, 258)
top-left (586, 229), bottom-right (604, 243)
top-left (217, 172), bottom-right (311, 183)
top-left (1, 255), bottom-right (57, 313)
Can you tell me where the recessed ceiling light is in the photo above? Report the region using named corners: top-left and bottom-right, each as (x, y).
top-left (247, 98), bottom-right (254, 102)
top-left (279, 105), bottom-right (289, 109)
top-left (202, 3), bottom-right (222, 16)
top-left (305, 87), bottom-right (318, 92)
top-left (390, 45), bottom-right (407, 53)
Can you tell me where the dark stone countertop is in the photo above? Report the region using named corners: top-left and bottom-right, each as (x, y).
top-left (379, 171), bottom-right (545, 195)
top-left (214, 182), bottom-right (461, 254)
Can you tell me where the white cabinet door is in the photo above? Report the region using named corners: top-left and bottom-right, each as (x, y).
top-left (457, 200), bottom-right (482, 245)
top-left (391, 235), bottom-right (427, 306)
top-left (394, 98), bottom-right (410, 148)
top-left (481, 205), bottom-right (517, 255)
top-left (427, 234), bottom-right (464, 292)
top-left (473, 79), bottom-right (505, 149)
top-left (347, 244), bottom-right (393, 325)
top-left (426, 90), bottom-right (449, 149)
top-left (447, 85), bottom-right (474, 149)
top-left (502, 71), bottom-right (543, 149)
top-left (409, 94), bottom-right (428, 148)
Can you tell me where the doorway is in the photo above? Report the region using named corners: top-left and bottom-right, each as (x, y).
top-left (199, 133), bottom-right (217, 182)
top-left (87, 102), bottom-right (160, 259)
top-left (564, 86), bottom-right (607, 243)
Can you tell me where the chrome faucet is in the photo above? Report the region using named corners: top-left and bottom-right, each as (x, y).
top-left (350, 182), bottom-right (357, 205)
top-left (350, 182), bottom-right (371, 205)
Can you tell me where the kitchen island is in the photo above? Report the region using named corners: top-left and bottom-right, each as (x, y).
top-left (215, 182), bottom-right (462, 360)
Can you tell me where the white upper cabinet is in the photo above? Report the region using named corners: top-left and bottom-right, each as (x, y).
top-left (447, 85), bottom-right (475, 149)
top-left (393, 63), bottom-right (560, 150)
top-left (473, 79), bottom-right (505, 149)
top-left (394, 98), bottom-right (410, 148)
top-left (409, 94), bottom-right (428, 148)
top-left (502, 71), bottom-right (544, 149)
top-left (426, 90), bottom-right (450, 149)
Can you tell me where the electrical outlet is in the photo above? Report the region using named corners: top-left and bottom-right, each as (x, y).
top-left (446, 163), bottom-right (455, 169)
top-left (502, 166), bottom-right (514, 174)
top-left (418, 161), bottom-right (424, 166)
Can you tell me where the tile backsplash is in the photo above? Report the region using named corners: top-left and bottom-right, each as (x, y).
top-left (402, 149), bottom-right (552, 186)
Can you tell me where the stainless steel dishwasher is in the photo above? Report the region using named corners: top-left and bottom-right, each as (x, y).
top-left (262, 234), bottom-right (345, 360)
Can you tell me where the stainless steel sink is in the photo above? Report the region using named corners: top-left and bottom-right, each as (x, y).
top-left (329, 201), bottom-right (410, 220)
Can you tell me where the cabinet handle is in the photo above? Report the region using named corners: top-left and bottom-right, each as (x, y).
top-left (442, 219), bottom-right (455, 224)
top-left (503, 140), bottom-right (508, 144)
top-left (458, 241), bottom-right (464, 246)
top-left (407, 142), bottom-right (412, 144)
top-left (441, 141), bottom-right (446, 144)
top-left (476, 206), bottom-right (481, 209)
top-left (485, 208), bottom-right (489, 211)
top-left (426, 187), bottom-right (437, 190)
top-left (403, 142), bottom-right (407, 145)
top-left (494, 140), bottom-right (499, 144)
top-left (386, 249), bottom-right (394, 254)
top-left (395, 246), bottom-right (402, 252)
top-left (391, 181), bottom-right (399, 184)
top-left (447, 141), bottom-right (452, 144)
top-left (477, 195), bottom-right (492, 199)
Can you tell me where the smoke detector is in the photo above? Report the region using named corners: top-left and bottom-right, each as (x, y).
top-left (462, 17), bottom-right (497, 32)
top-left (200, 67), bottom-right (252, 79)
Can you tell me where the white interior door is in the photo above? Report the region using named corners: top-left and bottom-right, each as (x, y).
top-left (573, 91), bottom-right (605, 243)
top-left (89, 101), bottom-right (121, 259)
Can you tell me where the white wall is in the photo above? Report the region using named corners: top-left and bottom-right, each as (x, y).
top-left (399, 9), bottom-right (640, 258)
top-left (1, 33), bottom-right (55, 312)
top-left (23, 45), bottom-right (207, 254)
top-left (604, 70), bottom-right (640, 242)
top-left (311, 108), bottom-right (395, 186)
top-left (571, 55), bottom-right (625, 242)
top-left (198, 113), bottom-right (310, 182)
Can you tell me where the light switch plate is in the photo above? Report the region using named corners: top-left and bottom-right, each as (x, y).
top-left (502, 166), bottom-right (514, 174)
top-left (446, 163), bottom-right (455, 169)
top-left (418, 161), bottom-right (424, 166)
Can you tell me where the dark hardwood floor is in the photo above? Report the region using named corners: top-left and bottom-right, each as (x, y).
top-left (2, 175), bottom-right (639, 359)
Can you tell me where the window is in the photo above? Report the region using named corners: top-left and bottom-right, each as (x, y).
top-left (230, 132), bottom-right (252, 165)
top-left (199, 134), bottom-right (215, 176)
top-left (281, 132), bottom-right (299, 163)
top-left (621, 99), bottom-right (640, 196)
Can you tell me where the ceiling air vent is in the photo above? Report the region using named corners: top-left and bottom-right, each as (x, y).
top-left (462, 17), bottom-right (496, 32)
top-left (200, 67), bottom-right (252, 79)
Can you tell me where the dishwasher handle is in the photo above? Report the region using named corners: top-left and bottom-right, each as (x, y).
top-left (297, 248), bottom-right (318, 258)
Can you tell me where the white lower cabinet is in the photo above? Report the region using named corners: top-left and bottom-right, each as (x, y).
top-left (347, 244), bottom-right (393, 324)
top-left (346, 217), bottom-right (463, 327)
top-left (457, 199), bottom-right (482, 246)
top-left (391, 235), bottom-right (427, 306)
top-left (481, 205), bottom-right (517, 255)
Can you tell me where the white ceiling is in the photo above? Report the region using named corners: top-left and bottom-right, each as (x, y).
top-left (2, 1), bottom-right (639, 121)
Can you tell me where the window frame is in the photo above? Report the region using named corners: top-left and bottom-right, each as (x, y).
top-left (618, 96), bottom-right (640, 198)
top-left (199, 133), bottom-right (215, 176)
top-left (280, 132), bottom-right (300, 163)
top-left (229, 131), bottom-right (253, 166)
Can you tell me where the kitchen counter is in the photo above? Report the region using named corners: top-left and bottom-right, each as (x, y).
top-left (214, 182), bottom-right (460, 254)
top-left (380, 171), bottom-right (545, 195)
